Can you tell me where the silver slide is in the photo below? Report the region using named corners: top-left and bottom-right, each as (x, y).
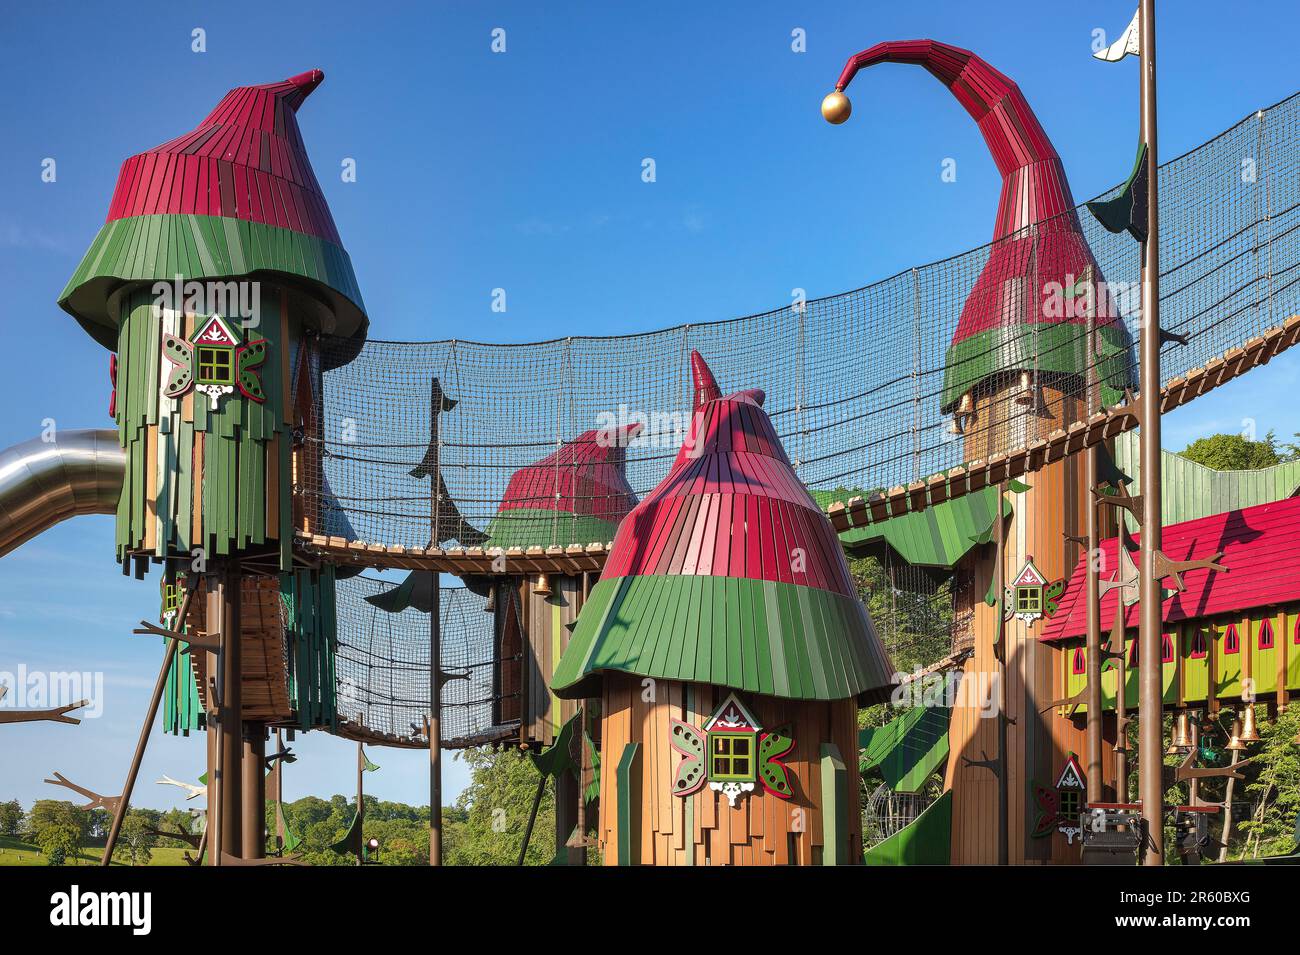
top-left (0, 429), bottom-right (124, 558)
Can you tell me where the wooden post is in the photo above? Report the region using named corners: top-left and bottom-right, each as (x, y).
top-left (1084, 306), bottom-right (1105, 804)
top-left (216, 562), bottom-right (243, 861)
top-left (356, 740), bottom-right (366, 866)
top-left (273, 728), bottom-right (285, 854)
top-left (994, 481), bottom-right (1009, 865)
top-left (1136, 0), bottom-right (1166, 865)
top-left (101, 637), bottom-right (180, 866)
top-left (428, 571), bottom-right (443, 866)
top-left (241, 727), bottom-right (265, 859)
top-left (1115, 598), bottom-right (1130, 799)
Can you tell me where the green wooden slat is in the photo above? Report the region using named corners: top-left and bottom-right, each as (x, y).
top-left (615, 743), bottom-right (641, 866)
top-left (820, 743), bottom-right (849, 866)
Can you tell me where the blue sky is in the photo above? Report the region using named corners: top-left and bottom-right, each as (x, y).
top-left (1, 0), bottom-right (1298, 813)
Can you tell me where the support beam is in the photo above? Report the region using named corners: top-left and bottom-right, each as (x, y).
top-left (241, 727), bottom-right (265, 859)
top-left (1137, 0), bottom-right (1166, 865)
top-left (428, 570), bottom-right (443, 866)
top-left (214, 561), bottom-right (244, 861)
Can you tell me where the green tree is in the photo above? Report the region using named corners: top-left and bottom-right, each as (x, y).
top-left (1236, 706), bottom-right (1300, 859)
top-left (119, 810), bottom-right (160, 865)
top-left (445, 746), bottom-right (555, 866)
top-left (1178, 431), bottom-right (1285, 470)
top-left (34, 822), bottom-right (81, 866)
top-left (0, 799), bottom-right (24, 836)
top-left (27, 800), bottom-right (89, 860)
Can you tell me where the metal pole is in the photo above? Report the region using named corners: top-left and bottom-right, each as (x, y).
top-left (429, 573), bottom-right (443, 866)
top-left (241, 727), bottom-right (265, 858)
top-left (356, 740), bottom-right (365, 866)
top-left (218, 561), bottom-right (243, 860)
top-left (1114, 598), bottom-right (1130, 799)
top-left (101, 635), bottom-right (181, 865)
top-left (1084, 296), bottom-right (1104, 803)
top-left (1137, 0), bottom-right (1165, 865)
top-left (994, 479), bottom-right (1009, 865)
top-left (274, 728), bottom-right (285, 855)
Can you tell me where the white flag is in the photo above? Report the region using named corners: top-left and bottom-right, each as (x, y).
top-left (1094, 8), bottom-right (1141, 62)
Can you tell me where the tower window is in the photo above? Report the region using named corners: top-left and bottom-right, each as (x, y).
top-left (1258, 619), bottom-right (1275, 650)
top-left (1072, 647), bottom-right (1086, 675)
top-left (197, 346), bottom-right (234, 386)
top-left (1016, 586), bottom-right (1041, 615)
top-left (709, 733), bottom-right (755, 782)
top-left (1223, 624), bottom-right (1240, 655)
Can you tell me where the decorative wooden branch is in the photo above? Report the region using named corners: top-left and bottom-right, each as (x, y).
top-left (1093, 488), bottom-right (1144, 519)
top-left (1042, 683), bottom-right (1089, 716)
top-left (1162, 750), bottom-right (1255, 791)
top-left (1154, 550), bottom-right (1226, 593)
top-left (0, 699), bottom-right (89, 725)
top-left (131, 619), bottom-right (221, 653)
top-left (144, 825), bottom-right (201, 849)
top-left (157, 774), bottom-right (207, 800)
top-left (44, 771), bottom-right (122, 814)
top-left (264, 748), bottom-right (297, 770)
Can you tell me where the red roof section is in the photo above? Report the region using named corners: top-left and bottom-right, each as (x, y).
top-left (601, 352), bottom-right (857, 596)
top-left (497, 424), bottom-right (642, 521)
top-left (1041, 496), bottom-right (1300, 642)
top-left (103, 70), bottom-right (342, 244)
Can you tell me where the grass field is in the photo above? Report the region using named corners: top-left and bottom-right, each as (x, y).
top-left (0, 835), bottom-right (192, 866)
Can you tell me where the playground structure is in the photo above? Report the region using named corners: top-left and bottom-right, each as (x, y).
top-left (4, 6), bottom-right (1300, 865)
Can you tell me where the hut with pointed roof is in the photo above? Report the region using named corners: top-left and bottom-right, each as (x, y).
top-left (553, 352), bottom-right (895, 865)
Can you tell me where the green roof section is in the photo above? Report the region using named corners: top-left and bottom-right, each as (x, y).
top-left (60, 214), bottom-right (366, 351)
top-left (859, 706), bottom-right (951, 794)
top-left (552, 574), bottom-right (896, 704)
top-left (484, 510), bottom-right (620, 551)
top-left (1114, 430), bottom-right (1300, 529)
top-left (864, 789), bottom-right (952, 866)
top-left (810, 485), bottom-right (1010, 568)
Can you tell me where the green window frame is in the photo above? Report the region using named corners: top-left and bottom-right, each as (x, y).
top-left (163, 584), bottom-right (181, 614)
top-left (709, 732), bottom-right (755, 782)
top-left (197, 345), bottom-right (234, 386)
top-left (1016, 586), bottom-right (1041, 614)
top-left (1058, 788), bottom-right (1082, 820)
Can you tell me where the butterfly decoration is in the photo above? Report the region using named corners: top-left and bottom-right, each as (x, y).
top-left (161, 314), bottom-right (267, 410)
top-left (669, 692), bottom-right (795, 807)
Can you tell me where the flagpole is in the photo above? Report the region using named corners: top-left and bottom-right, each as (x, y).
top-left (1136, 0), bottom-right (1166, 865)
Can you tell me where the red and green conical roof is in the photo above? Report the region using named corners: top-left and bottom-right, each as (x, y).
top-left (553, 352), bottom-right (895, 703)
top-left (485, 423), bottom-right (642, 550)
top-left (833, 40), bottom-right (1133, 411)
top-left (60, 69), bottom-right (366, 351)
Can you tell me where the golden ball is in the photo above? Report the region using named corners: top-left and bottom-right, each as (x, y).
top-left (821, 90), bottom-right (851, 125)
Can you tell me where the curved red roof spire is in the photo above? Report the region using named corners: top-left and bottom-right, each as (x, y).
top-left (830, 39), bottom-right (1133, 411)
top-left (690, 350), bottom-right (722, 410)
top-left (60, 69), bottom-right (366, 350)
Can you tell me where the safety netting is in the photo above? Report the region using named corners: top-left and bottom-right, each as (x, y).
top-left (333, 576), bottom-right (508, 748)
top-left (305, 93), bottom-right (1300, 553)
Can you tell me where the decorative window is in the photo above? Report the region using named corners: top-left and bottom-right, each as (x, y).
top-left (709, 733), bottom-right (754, 782)
top-left (1188, 628), bottom-right (1207, 659)
top-left (1058, 787), bottom-right (1082, 820)
top-left (1223, 623), bottom-right (1240, 655)
top-left (1258, 619), bottom-right (1275, 650)
top-left (1161, 633), bottom-right (1174, 663)
top-left (163, 584), bottom-right (181, 615)
top-left (197, 346), bottom-right (234, 386)
top-left (1016, 586), bottom-right (1042, 615)
top-left (1128, 638), bottom-right (1139, 665)
top-left (1295, 617), bottom-right (1300, 645)
top-left (1072, 647), bottom-right (1086, 675)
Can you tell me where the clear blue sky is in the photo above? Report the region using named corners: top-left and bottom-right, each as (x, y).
top-left (1, 0), bottom-right (1298, 813)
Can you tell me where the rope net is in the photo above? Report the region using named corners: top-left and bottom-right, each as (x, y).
top-left (333, 577), bottom-right (506, 748)
top-left (304, 94), bottom-right (1300, 553)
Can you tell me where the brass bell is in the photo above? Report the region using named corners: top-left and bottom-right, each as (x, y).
top-left (1239, 704), bottom-right (1261, 743)
top-left (1013, 370), bottom-right (1036, 407)
top-left (948, 392), bottom-right (974, 435)
top-left (1169, 711), bottom-right (1194, 751)
top-left (1225, 715), bottom-right (1248, 752)
top-left (533, 573), bottom-right (552, 598)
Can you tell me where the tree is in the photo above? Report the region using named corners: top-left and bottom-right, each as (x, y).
top-left (27, 800), bottom-right (89, 861)
top-left (0, 799), bottom-right (24, 837)
top-left (1178, 432), bottom-right (1285, 471)
top-left (1237, 706), bottom-right (1300, 859)
top-left (445, 746), bottom-right (555, 866)
top-left (34, 823), bottom-right (80, 866)
top-left (119, 810), bottom-right (159, 866)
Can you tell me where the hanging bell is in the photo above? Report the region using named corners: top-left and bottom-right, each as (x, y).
top-left (1239, 704), bottom-right (1261, 743)
top-left (482, 587), bottom-right (496, 613)
top-left (1013, 370), bottom-right (1036, 406)
top-left (1169, 710), bottom-right (1194, 751)
top-left (533, 573), bottom-right (552, 598)
top-left (1225, 715), bottom-right (1248, 752)
top-left (949, 392), bottom-right (974, 435)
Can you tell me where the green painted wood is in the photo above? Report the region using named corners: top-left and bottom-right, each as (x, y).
top-left (554, 575), bottom-right (892, 703)
top-left (61, 214), bottom-right (364, 351)
top-left (864, 790), bottom-right (952, 865)
top-left (811, 485), bottom-right (1011, 568)
top-left (858, 706), bottom-right (951, 794)
top-left (484, 510), bottom-right (622, 550)
top-left (615, 742), bottom-right (641, 866)
top-left (1114, 430), bottom-right (1300, 528)
top-left (820, 742), bottom-right (849, 866)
